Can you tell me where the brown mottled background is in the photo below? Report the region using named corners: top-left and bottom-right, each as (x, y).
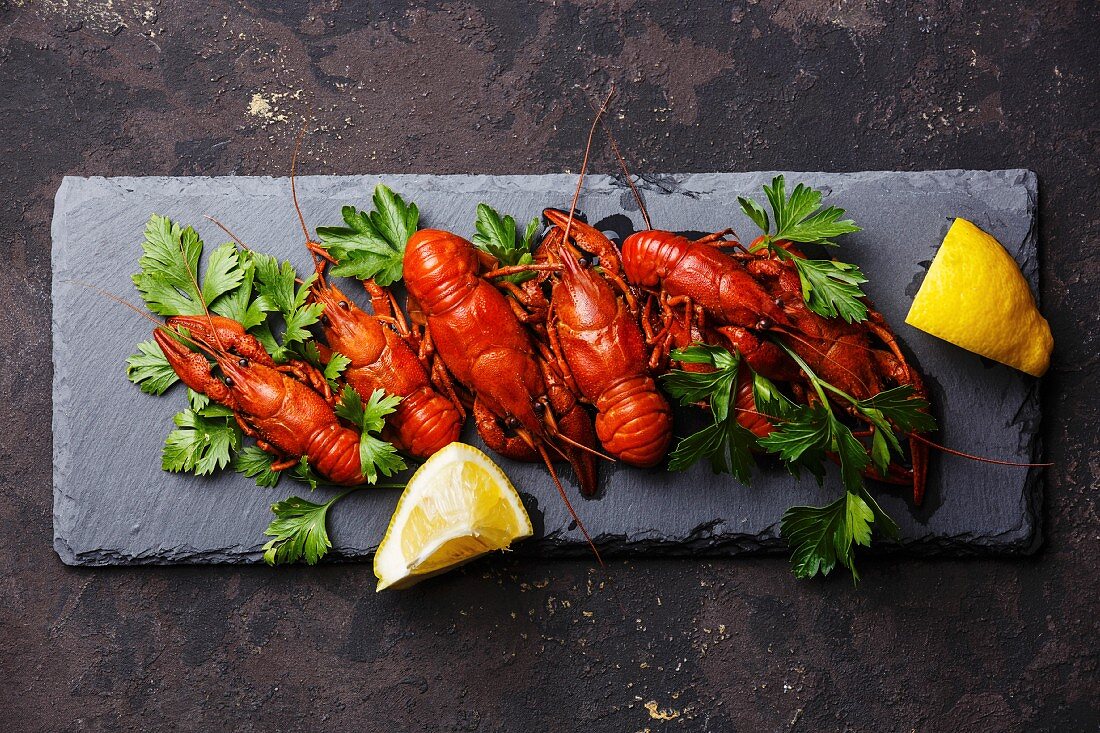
top-left (2, 1), bottom-right (1097, 730)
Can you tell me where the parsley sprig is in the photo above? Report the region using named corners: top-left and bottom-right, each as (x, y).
top-left (210, 249), bottom-right (270, 330)
top-left (335, 385), bottom-right (408, 483)
top-left (659, 340), bottom-right (933, 584)
top-left (250, 252), bottom-right (324, 363)
top-left (471, 203), bottom-right (540, 284)
top-left (738, 176), bottom-right (869, 322)
top-left (127, 339), bottom-right (180, 396)
top-left (162, 396), bottom-right (241, 476)
top-left (762, 340), bottom-right (932, 582)
top-left (783, 487), bottom-right (898, 582)
top-left (262, 492), bottom-right (352, 565)
top-left (661, 345), bottom-right (757, 484)
top-left (316, 184), bottom-right (419, 287)
top-left (132, 214), bottom-right (244, 316)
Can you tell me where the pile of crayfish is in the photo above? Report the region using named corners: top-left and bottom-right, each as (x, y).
top-left (140, 148), bottom-right (934, 540)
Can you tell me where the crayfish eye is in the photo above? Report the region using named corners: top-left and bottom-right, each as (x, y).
top-left (223, 376), bottom-right (234, 387)
top-left (320, 314), bottom-right (329, 326)
top-left (238, 358), bottom-right (249, 367)
top-left (338, 300), bottom-right (349, 310)
top-left (532, 401), bottom-right (546, 415)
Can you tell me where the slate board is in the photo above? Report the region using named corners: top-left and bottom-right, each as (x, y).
top-left (52, 171), bottom-right (1043, 565)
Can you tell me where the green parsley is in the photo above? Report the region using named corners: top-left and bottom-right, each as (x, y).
top-left (126, 339), bottom-right (179, 395)
top-left (471, 203), bottom-right (540, 284)
top-left (162, 407), bottom-right (241, 476)
top-left (262, 491), bottom-right (353, 565)
top-left (234, 446), bottom-right (283, 488)
top-left (334, 385), bottom-right (407, 483)
top-left (738, 176), bottom-right (869, 323)
top-left (785, 256), bottom-right (869, 322)
top-left (132, 214), bottom-right (244, 316)
top-left (661, 345), bottom-right (757, 484)
top-left (316, 184), bottom-right (419, 287)
top-left (210, 248), bottom-right (271, 330)
top-left (659, 340), bottom-right (931, 583)
top-left (760, 339), bottom-right (932, 582)
top-left (738, 175), bottom-right (861, 247)
top-left (781, 487), bottom-right (898, 583)
top-left (250, 252), bottom-right (324, 362)
top-left (323, 352), bottom-right (352, 387)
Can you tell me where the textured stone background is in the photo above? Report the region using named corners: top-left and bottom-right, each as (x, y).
top-left (2, 1), bottom-right (1097, 730)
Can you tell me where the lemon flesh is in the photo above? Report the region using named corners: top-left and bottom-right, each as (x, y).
top-left (374, 443), bottom-right (533, 590)
top-left (906, 218), bottom-right (1052, 377)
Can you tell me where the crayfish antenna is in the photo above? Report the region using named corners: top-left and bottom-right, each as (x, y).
top-left (908, 432), bottom-right (1052, 468)
top-left (589, 97), bottom-right (653, 230)
top-left (551, 430), bottom-right (616, 463)
top-left (289, 118), bottom-right (333, 285)
top-left (205, 215), bottom-right (253, 252)
top-left (536, 444), bottom-right (604, 566)
top-left (561, 87), bottom-right (614, 246)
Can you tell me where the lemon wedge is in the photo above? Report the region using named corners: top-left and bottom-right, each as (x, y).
top-left (374, 443), bottom-right (533, 590)
top-left (906, 218), bottom-right (1052, 377)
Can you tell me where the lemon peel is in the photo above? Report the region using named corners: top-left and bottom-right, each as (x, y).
top-left (906, 218), bottom-right (1052, 377)
top-left (374, 443), bottom-right (532, 590)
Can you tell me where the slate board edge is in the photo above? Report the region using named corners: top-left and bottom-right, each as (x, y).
top-left (51, 171), bottom-right (1044, 566)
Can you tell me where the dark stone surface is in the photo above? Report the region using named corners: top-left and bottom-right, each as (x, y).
top-left (53, 170), bottom-right (1042, 565)
top-left (3, 1), bottom-right (1097, 730)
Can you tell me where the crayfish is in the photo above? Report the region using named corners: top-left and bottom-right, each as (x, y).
top-left (155, 314), bottom-right (366, 485)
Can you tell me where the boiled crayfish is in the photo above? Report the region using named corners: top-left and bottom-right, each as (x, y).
top-left (155, 314), bottom-right (366, 485)
top-left (622, 228), bottom-right (931, 502)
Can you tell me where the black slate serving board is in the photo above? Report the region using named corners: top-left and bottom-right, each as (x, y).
top-left (52, 171), bottom-right (1042, 565)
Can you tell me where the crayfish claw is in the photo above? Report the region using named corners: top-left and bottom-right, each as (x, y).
top-left (153, 326), bottom-right (228, 400)
top-left (543, 207), bottom-right (622, 274)
top-left (166, 314), bottom-right (274, 367)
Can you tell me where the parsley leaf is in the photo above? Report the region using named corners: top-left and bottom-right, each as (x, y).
top-left (738, 177), bottom-right (868, 322)
top-left (853, 385), bottom-right (936, 476)
top-left (856, 385), bottom-right (936, 434)
top-left (132, 215), bottom-right (244, 316)
top-left (127, 339), bottom-right (179, 395)
top-left (210, 249), bottom-right (271, 330)
top-left (662, 345), bottom-right (757, 482)
top-left (472, 204), bottom-right (540, 284)
top-left (781, 486), bottom-right (897, 584)
top-left (323, 352), bottom-right (352, 387)
top-left (162, 408), bottom-right (241, 476)
top-left (780, 253), bottom-right (869, 323)
top-left (316, 185), bottom-right (419, 287)
top-left (667, 414), bottom-right (757, 483)
top-left (757, 404), bottom-right (831, 465)
top-left (292, 456), bottom-right (323, 491)
top-left (262, 491), bottom-right (352, 565)
top-left (250, 253), bottom-right (324, 362)
top-left (235, 446), bottom-right (283, 488)
top-left (757, 351), bottom-right (870, 493)
top-left (751, 372), bottom-right (797, 419)
top-left (740, 176), bottom-right (861, 246)
top-left (334, 386), bottom-right (407, 483)
top-left (662, 345), bottom-right (740, 420)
